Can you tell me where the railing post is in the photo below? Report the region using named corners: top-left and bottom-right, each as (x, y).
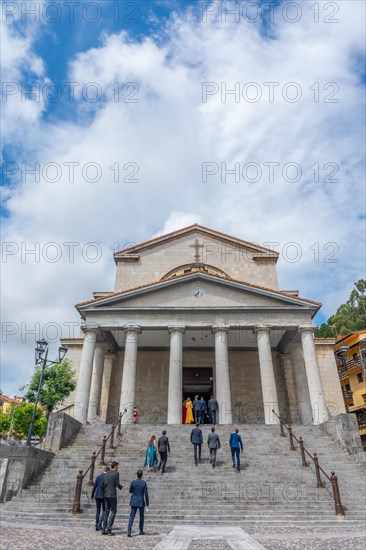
top-left (313, 453), bottom-right (324, 488)
top-left (299, 437), bottom-right (308, 467)
top-left (288, 425), bottom-right (295, 451)
top-left (279, 414), bottom-right (286, 437)
top-left (88, 452), bottom-right (96, 486)
top-left (117, 412), bottom-right (122, 436)
top-left (99, 436), bottom-right (107, 465)
top-left (72, 470), bottom-right (83, 514)
top-left (330, 471), bottom-right (345, 517)
top-left (109, 422), bottom-right (116, 449)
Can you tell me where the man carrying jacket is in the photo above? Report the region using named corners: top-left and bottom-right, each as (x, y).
top-left (229, 428), bottom-right (244, 472)
top-left (127, 469), bottom-right (149, 537)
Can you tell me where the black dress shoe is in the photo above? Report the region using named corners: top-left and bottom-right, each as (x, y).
top-left (140, 531), bottom-right (145, 535)
top-left (101, 531), bottom-right (107, 535)
top-left (95, 526), bottom-right (100, 531)
top-left (127, 534), bottom-right (132, 537)
top-left (106, 531), bottom-right (115, 536)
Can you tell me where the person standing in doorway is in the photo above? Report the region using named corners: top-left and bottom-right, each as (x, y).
top-left (157, 430), bottom-right (170, 474)
top-left (127, 469), bottom-right (149, 537)
top-left (91, 466), bottom-right (110, 531)
top-left (193, 395), bottom-right (201, 424)
top-left (229, 428), bottom-right (244, 472)
top-left (207, 426), bottom-right (221, 468)
top-left (208, 395), bottom-right (219, 425)
top-left (101, 461), bottom-right (123, 536)
top-left (200, 396), bottom-right (207, 424)
top-left (185, 398), bottom-right (194, 424)
top-left (190, 423), bottom-right (203, 465)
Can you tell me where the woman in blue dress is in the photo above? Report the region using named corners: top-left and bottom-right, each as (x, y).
top-left (144, 435), bottom-right (158, 472)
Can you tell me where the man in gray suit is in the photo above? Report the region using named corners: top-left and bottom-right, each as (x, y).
top-left (101, 461), bottom-right (123, 536)
top-left (127, 469), bottom-right (149, 537)
top-left (207, 426), bottom-right (221, 468)
top-left (208, 395), bottom-right (219, 425)
top-left (190, 423), bottom-right (203, 465)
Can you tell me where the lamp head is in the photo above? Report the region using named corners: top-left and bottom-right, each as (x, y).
top-left (58, 345), bottom-right (68, 362)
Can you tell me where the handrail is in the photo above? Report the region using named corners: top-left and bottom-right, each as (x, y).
top-left (72, 409), bottom-right (127, 514)
top-left (272, 410), bottom-right (345, 517)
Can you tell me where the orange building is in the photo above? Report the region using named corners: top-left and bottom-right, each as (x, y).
top-left (0, 395), bottom-right (24, 414)
top-left (335, 330), bottom-right (366, 449)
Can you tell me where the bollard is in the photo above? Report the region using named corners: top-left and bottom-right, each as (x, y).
top-left (279, 415), bottom-right (286, 437)
top-left (117, 412), bottom-right (122, 436)
top-left (72, 470), bottom-right (83, 514)
top-left (100, 436), bottom-right (107, 465)
top-left (288, 425), bottom-right (296, 451)
top-left (313, 453), bottom-right (324, 488)
top-left (330, 472), bottom-right (345, 516)
top-left (299, 437), bottom-right (308, 467)
top-left (109, 422), bottom-right (116, 449)
top-left (88, 452), bottom-right (96, 486)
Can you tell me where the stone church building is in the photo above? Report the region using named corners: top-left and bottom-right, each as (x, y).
top-left (62, 224), bottom-right (345, 426)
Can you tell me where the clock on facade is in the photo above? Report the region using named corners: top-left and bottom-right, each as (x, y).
top-left (192, 287), bottom-right (205, 298)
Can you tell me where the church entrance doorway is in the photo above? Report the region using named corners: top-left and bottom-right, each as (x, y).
top-left (182, 367), bottom-right (213, 424)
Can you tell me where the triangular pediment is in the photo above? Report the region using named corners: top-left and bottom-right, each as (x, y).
top-left (77, 273), bottom-right (319, 313)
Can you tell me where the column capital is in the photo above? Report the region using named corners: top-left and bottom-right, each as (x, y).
top-left (168, 326), bottom-right (185, 334)
top-left (298, 325), bottom-right (315, 334)
top-left (254, 325), bottom-right (272, 334)
top-left (81, 323), bottom-right (99, 335)
top-left (123, 324), bottom-right (142, 335)
top-left (212, 324), bottom-right (230, 334)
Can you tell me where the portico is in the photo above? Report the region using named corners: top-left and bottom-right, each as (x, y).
top-left (66, 225), bottom-right (345, 427)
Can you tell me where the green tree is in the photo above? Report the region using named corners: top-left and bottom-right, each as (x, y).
top-left (11, 402), bottom-right (47, 439)
top-left (315, 279), bottom-right (366, 337)
top-left (21, 359), bottom-right (76, 418)
top-left (0, 410), bottom-right (11, 436)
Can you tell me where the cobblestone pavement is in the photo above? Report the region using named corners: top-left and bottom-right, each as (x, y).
top-left (1, 521), bottom-right (365, 550)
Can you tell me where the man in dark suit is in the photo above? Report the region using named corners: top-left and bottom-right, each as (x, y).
top-left (91, 465), bottom-right (110, 530)
top-left (208, 395), bottom-right (219, 425)
top-left (127, 469), bottom-right (149, 537)
top-left (101, 461), bottom-right (123, 536)
top-left (190, 423), bottom-right (203, 465)
top-left (193, 395), bottom-right (201, 424)
top-left (200, 397), bottom-right (207, 424)
top-left (157, 430), bottom-right (170, 474)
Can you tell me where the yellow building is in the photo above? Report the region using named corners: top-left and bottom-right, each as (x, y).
top-left (0, 395), bottom-right (24, 414)
top-left (335, 330), bottom-right (366, 449)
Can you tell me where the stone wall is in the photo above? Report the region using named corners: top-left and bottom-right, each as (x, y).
top-left (316, 340), bottom-right (346, 417)
top-left (320, 413), bottom-right (366, 462)
top-left (44, 411), bottom-right (82, 453)
top-left (0, 444), bottom-right (54, 502)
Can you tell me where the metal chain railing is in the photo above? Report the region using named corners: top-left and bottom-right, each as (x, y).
top-left (72, 409), bottom-right (127, 514)
top-left (272, 409), bottom-right (345, 517)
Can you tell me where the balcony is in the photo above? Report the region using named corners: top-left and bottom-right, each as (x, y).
top-left (337, 357), bottom-right (364, 380)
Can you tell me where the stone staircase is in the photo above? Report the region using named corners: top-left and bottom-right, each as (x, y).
top-left (1, 423), bottom-right (365, 527)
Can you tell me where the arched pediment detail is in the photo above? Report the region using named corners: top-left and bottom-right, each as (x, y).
top-left (160, 263), bottom-right (231, 281)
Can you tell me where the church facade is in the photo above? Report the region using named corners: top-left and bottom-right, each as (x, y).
top-left (62, 225), bottom-right (345, 426)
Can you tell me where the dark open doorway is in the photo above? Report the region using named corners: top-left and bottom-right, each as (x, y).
top-left (183, 367), bottom-right (213, 423)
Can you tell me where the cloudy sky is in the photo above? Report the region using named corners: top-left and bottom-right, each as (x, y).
top-left (1, 0), bottom-right (365, 395)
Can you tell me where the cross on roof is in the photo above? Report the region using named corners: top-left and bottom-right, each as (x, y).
top-left (190, 239), bottom-right (204, 263)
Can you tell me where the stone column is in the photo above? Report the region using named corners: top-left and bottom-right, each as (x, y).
top-left (281, 353), bottom-right (300, 423)
top-left (73, 327), bottom-right (98, 423)
top-left (212, 325), bottom-right (232, 424)
top-left (87, 342), bottom-right (108, 422)
top-left (255, 326), bottom-right (279, 424)
top-left (119, 325), bottom-right (141, 424)
top-left (299, 325), bottom-right (329, 424)
top-left (100, 353), bottom-right (115, 422)
top-left (167, 326), bottom-right (185, 425)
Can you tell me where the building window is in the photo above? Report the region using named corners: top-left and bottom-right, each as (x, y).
top-left (345, 383), bottom-right (351, 391)
top-left (362, 394), bottom-right (366, 403)
top-left (357, 372), bottom-right (364, 383)
top-left (353, 353), bottom-right (358, 360)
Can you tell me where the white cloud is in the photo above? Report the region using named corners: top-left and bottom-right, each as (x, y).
top-left (1, 1), bottom-right (365, 394)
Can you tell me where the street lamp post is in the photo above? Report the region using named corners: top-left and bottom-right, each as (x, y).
top-left (25, 340), bottom-right (68, 447)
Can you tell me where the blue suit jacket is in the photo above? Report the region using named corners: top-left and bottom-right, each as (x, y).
top-left (191, 427), bottom-right (203, 444)
top-left (129, 478), bottom-right (149, 508)
top-left (91, 472), bottom-right (105, 499)
top-left (229, 432), bottom-right (243, 450)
